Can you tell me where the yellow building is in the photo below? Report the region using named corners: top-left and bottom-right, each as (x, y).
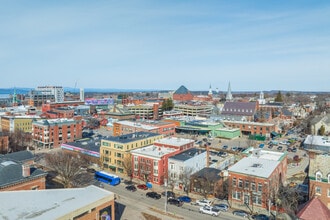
top-left (1, 116), bottom-right (40, 133)
top-left (100, 132), bottom-right (163, 174)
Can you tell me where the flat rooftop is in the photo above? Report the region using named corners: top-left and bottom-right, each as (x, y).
top-left (102, 131), bottom-right (161, 143)
top-left (155, 136), bottom-right (194, 147)
top-left (131, 145), bottom-right (177, 158)
top-left (0, 185), bottom-right (114, 219)
top-left (115, 121), bottom-right (158, 130)
top-left (228, 149), bottom-right (285, 178)
top-left (304, 135), bottom-right (330, 147)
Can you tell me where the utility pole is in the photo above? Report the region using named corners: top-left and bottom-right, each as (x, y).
top-left (164, 178), bottom-right (167, 213)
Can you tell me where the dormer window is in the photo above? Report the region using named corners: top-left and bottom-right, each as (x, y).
top-left (316, 171), bottom-right (322, 182)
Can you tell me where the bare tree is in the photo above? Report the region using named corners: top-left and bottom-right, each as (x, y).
top-left (122, 154), bottom-right (133, 181)
top-left (277, 184), bottom-right (302, 216)
top-left (180, 167), bottom-right (194, 195)
top-left (45, 151), bottom-right (86, 188)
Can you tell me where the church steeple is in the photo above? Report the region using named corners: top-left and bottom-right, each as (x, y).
top-left (226, 82), bottom-right (233, 101)
top-left (208, 84), bottom-right (213, 96)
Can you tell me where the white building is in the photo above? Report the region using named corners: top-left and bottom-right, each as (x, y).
top-left (168, 148), bottom-right (207, 190)
top-left (36, 86), bottom-right (64, 103)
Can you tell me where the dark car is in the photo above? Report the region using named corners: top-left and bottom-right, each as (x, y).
top-left (161, 191), bottom-right (175, 198)
top-left (125, 185), bottom-right (137, 192)
top-left (137, 184), bottom-right (148, 190)
top-left (213, 203), bottom-right (229, 212)
top-left (277, 146), bottom-right (283, 151)
top-left (252, 214), bottom-right (270, 220)
top-left (167, 198), bottom-right (183, 207)
top-left (178, 196), bottom-right (191, 203)
top-left (146, 192), bottom-right (161, 199)
top-left (233, 210), bottom-right (249, 218)
top-left (222, 145), bottom-right (228, 150)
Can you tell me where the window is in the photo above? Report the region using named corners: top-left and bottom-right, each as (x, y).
top-left (252, 195), bottom-right (262, 205)
top-left (238, 179), bottom-right (243, 188)
top-left (315, 186), bottom-right (321, 195)
top-left (245, 180), bottom-right (249, 189)
top-left (170, 164), bottom-right (175, 170)
top-left (232, 191), bottom-right (241, 200)
top-left (258, 183), bottom-right (263, 192)
top-left (232, 178), bottom-right (237, 187)
top-left (154, 161), bottom-right (158, 167)
top-left (251, 182), bottom-right (256, 191)
top-left (316, 171), bottom-right (322, 182)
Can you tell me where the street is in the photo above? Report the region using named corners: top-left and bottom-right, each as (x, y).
top-left (97, 180), bottom-right (249, 220)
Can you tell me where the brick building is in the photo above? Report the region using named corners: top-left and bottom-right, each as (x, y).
top-left (228, 148), bottom-right (287, 213)
top-left (0, 151), bottom-right (47, 191)
top-left (131, 137), bottom-right (194, 185)
top-left (0, 133), bottom-right (9, 154)
top-left (32, 116), bottom-right (83, 149)
top-left (172, 85), bottom-right (194, 102)
top-left (40, 107), bottom-right (75, 119)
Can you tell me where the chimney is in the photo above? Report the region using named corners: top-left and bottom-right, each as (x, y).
top-left (22, 164), bottom-right (30, 177)
top-left (206, 146), bottom-right (210, 167)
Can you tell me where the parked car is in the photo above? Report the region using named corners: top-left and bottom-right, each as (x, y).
top-left (161, 191), bottom-right (175, 198)
top-left (167, 198), bottom-right (183, 207)
top-left (251, 214), bottom-right (270, 220)
top-left (146, 192), bottom-right (161, 199)
top-left (137, 184), bottom-right (148, 190)
top-left (213, 203), bottom-right (229, 212)
top-left (222, 145), bottom-right (228, 150)
top-left (233, 210), bottom-right (249, 218)
top-left (199, 205), bottom-right (221, 216)
top-left (277, 146), bottom-right (283, 151)
top-left (195, 198), bottom-right (212, 206)
top-left (125, 185), bottom-right (137, 192)
top-left (178, 196), bottom-right (191, 203)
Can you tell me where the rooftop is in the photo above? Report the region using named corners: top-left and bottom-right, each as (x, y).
top-left (154, 136), bottom-right (194, 147)
top-left (228, 149), bottom-right (285, 178)
top-left (102, 131), bottom-right (161, 144)
top-left (169, 148), bottom-right (206, 161)
top-left (131, 145), bottom-right (177, 158)
top-left (0, 185), bottom-right (114, 219)
top-left (304, 135), bottom-right (330, 147)
top-left (115, 120), bottom-right (158, 130)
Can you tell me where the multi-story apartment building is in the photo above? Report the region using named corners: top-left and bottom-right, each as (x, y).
top-left (228, 148), bottom-right (287, 213)
top-left (308, 153), bottom-right (330, 209)
top-left (100, 132), bottom-right (163, 174)
top-left (32, 116), bottom-right (83, 149)
top-left (41, 107), bottom-right (75, 119)
top-left (0, 115), bottom-right (40, 133)
top-left (131, 137), bottom-right (195, 185)
top-left (113, 120), bottom-right (176, 137)
top-left (35, 86), bottom-right (64, 103)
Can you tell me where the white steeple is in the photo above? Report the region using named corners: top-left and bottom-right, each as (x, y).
top-left (226, 82), bottom-right (233, 101)
top-left (208, 84), bottom-right (213, 96)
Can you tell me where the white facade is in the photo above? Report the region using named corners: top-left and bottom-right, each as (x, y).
top-left (36, 86), bottom-right (64, 103)
top-left (168, 148), bottom-right (207, 190)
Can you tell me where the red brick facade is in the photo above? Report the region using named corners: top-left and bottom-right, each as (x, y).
top-left (0, 177), bottom-right (46, 191)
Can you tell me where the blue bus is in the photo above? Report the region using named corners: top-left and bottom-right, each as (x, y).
top-left (94, 171), bottom-right (121, 186)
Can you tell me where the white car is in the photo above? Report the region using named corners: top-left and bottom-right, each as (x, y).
top-left (199, 205), bottom-right (221, 216)
top-left (195, 198), bottom-right (212, 206)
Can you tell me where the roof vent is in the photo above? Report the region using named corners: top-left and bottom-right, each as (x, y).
top-left (251, 163), bottom-right (262, 168)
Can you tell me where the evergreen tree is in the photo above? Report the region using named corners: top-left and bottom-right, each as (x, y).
top-left (275, 91), bottom-right (283, 102)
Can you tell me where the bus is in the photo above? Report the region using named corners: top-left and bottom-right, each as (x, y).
top-left (94, 171), bottom-right (121, 186)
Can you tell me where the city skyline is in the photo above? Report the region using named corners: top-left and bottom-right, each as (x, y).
top-left (1, 1), bottom-right (330, 92)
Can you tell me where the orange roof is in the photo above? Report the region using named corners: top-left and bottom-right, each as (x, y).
top-left (296, 197), bottom-right (330, 220)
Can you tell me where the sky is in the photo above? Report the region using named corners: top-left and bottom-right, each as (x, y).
top-left (1, 0), bottom-right (330, 92)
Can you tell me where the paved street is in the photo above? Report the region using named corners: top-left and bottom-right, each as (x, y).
top-left (98, 180), bottom-right (249, 220)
